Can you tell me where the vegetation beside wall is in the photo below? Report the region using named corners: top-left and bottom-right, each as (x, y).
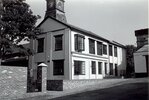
top-left (125, 45), bottom-right (136, 78)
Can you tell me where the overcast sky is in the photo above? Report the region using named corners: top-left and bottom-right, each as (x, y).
top-left (26, 0), bottom-right (148, 45)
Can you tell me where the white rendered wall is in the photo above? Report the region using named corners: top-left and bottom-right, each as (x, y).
top-left (70, 30), bottom-right (126, 79)
top-left (134, 52), bottom-right (148, 73)
top-left (29, 18), bottom-right (71, 80)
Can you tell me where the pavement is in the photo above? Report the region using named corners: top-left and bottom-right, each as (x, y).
top-left (14, 78), bottom-right (148, 100)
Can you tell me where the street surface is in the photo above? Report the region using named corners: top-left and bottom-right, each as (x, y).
top-left (50, 82), bottom-right (148, 100)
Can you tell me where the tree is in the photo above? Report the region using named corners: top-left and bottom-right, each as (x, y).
top-left (0, 0), bottom-right (41, 65)
top-left (125, 45), bottom-right (137, 78)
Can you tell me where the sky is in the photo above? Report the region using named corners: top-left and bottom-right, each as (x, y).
top-left (26, 0), bottom-right (148, 45)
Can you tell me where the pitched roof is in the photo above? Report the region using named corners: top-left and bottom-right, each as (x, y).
top-left (135, 44), bottom-right (148, 53)
top-left (37, 16), bottom-right (126, 48)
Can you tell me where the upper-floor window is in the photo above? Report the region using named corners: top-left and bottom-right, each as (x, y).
top-left (75, 34), bottom-right (85, 52)
top-left (74, 60), bottom-right (85, 75)
top-left (37, 38), bottom-right (44, 53)
top-left (53, 60), bottom-right (64, 75)
top-left (114, 46), bottom-right (117, 57)
top-left (97, 42), bottom-right (102, 55)
top-left (55, 35), bottom-right (63, 51)
top-left (109, 45), bottom-right (113, 56)
top-left (103, 44), bottom-right (107, 55)
top-left (89, 39), bottom-right (95, 54)
top-left (91, 61), bottom-right (96, 74)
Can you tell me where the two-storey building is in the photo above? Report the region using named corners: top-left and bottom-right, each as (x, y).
top-left (27, 0), bottom-right (126, 92)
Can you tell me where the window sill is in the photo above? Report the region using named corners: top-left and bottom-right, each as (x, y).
top-left (74, 74), bottom-right (85, 75)
top-left (53, 74), bottom-right (64, 76)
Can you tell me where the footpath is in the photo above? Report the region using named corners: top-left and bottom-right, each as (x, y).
top-left (12, 78), bottom-right (148, 100)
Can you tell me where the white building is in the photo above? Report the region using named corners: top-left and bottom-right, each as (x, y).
top-left (27, 0), bottom-right (126, 92)
top-left (134, 28), bottom-right (148, 77)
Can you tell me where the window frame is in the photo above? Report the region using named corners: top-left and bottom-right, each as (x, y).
top-left (74, 60), bottom-right (85, 75)
top-left (37, 38), bottom-right (44, 53)
top-left (97, 41), bottom-right (103, 55)
top-left (114, 46), bottom-right (117, 57)
top-left (104, 62), bottom-right (107, 75)
top-left (109, 63), bottom-right (113, 75)
top-left (89, 39), bottom-right (95, 54)
top-left (103, 44), bottom-right (107, 55)
top-left (54, 34), bottom-right (63, 51)
top-left (109, 45), bottom-right (113, 56)
top-left (91, 61), bottom-right (96, 74)
top-left (53, 60), bottom-right (64, 75)
top-left (98, 62), bottom-right (102, 74)
top-left (74, 34), bottom-right (85, 52)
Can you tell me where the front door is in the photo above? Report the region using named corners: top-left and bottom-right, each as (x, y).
top-left (36, 66), bottom-right (42, 92)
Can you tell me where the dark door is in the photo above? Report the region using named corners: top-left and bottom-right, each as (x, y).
top-left (36, 66), bottom-right (42, 92)
top-left (115, 64), bottom-right (118, 76)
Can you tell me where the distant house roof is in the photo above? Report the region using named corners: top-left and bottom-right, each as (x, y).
top-left (135, 28), bottom-right (148, 36)
top-left (135, 44), bottom-right (148, 53)
top-left (37, 16), bottom-right (126, 48)
top-left (4, 43), bottom-right (30, 59)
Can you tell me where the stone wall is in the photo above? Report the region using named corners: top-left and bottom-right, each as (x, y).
top-left (0, 66), bottom-right (27, 100)
top-left (47, 79), bottom-right (111, 91)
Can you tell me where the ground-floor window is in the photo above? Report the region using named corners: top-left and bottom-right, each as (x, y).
top-left (91, 61), bottom-right (96, 74)
top-left (53, 60), bottom-right (64, 75)
top-left (110, 63), bottom-right (113, 75)
top-left (105, 62), bottom-right (107, 75)
top-left (98, 62), bottom-right (102, 74)
top-left (74, 61), bottom-right (85, 75)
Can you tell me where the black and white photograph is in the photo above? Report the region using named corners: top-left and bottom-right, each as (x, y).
top-left (0, 0), bottom-right (148, 100)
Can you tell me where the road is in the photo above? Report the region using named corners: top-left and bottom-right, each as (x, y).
top-left (50, 82), bottom-right (148, 100)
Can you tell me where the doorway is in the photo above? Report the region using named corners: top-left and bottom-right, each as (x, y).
top-left (115, 64), bottom-right (118, 76)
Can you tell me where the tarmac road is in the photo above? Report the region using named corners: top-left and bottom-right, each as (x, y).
top-left (49, 82), bottom-right (148, 100)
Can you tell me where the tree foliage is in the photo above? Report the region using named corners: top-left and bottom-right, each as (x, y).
top-left (0, 0), bottom-right (41, 61)
top-left (125, 45), bottom-right (137, 77)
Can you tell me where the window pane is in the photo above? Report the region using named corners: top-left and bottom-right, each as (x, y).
top-left (74, 61), bottom-right (85, 75)
top-left (114, 46), bottom-right (117, 57)
top-left (105, 63), bottom-right (107, 74)
top-left (37, 38), bottom-right (44, 53)
top-left (53, 60), bottom-right (64, 75)
top-left (98, 62), bottom-right (102, 74)
top-left (110, 63), bottom-right (113, 75)
top-left (97, 42), bottom-right (102, 55)
top-left (89, 39), bottom-right (95, 54)
top-left (55, 35), bottom-right (63, 51)
top-left (75, 34), bottom-right (85, 52)
top-left (109, 45), bottom-right (113, 56)
top-left (91, 61), bottom-right (96, 74)
top-left (103, 44), bottom-right (107, 55)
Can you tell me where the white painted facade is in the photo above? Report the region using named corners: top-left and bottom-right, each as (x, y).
top-left (134, 45), bottom-right (148, 74)
top-left (29, 17), bottom-right (126, 81)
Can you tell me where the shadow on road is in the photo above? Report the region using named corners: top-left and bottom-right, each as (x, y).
top-left (50, 82), bottom-right (148, 100)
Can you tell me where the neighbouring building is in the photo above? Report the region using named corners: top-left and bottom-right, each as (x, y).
top-left (134, 28), bottom-right (149, 77)
top-left (27, 0), bottom-right (127, 92)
